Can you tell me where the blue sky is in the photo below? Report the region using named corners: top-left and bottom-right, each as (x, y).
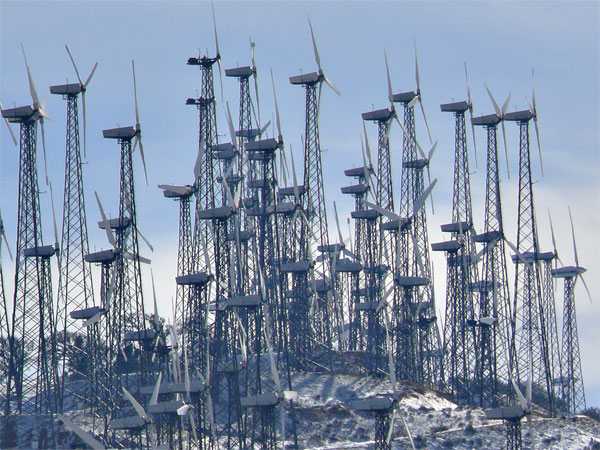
top-left (1, 1), bottom-right (598, 407)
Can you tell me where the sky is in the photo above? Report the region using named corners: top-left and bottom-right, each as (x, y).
top-left (1, 0), bottom-right (598, 407)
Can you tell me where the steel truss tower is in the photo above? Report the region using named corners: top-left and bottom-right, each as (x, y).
top-left (504, 110), bottom-right (555, 413)
top-left (361, 108), bottom-right (395, 376)
top-left (341, 166), bottom-right (369, 353)
top-left (287, 75), bottom-right (335, 371)
top-left (394, 92), bottom-right (441, 387)
top-left (101, 126), bottom-right (148, 388)
top-left (0, 213), bottom-right (10, 406)
top-left (552, 266), bottom-right (586, 414)
top-left (2, 106), bottom-right (59, 417)
top-left (50, 82), bottom-right (95, 410)
top-left (471, 113), bottom-right (513, 406)
top-left (435, 100), bottom-right (479, 402)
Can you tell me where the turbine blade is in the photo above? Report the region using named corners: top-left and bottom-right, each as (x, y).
top-left (568, 206), bottom-right (579, 267)
top-left (149, 372), bottom-right (162, 406)
top-left (94, 191), bottom-right (117, 250)
top-left (307, 16), bottom-right (321, 71)
top-left (384, 49), bottom-right (393, 103)
top-left (57, 415), bottom-right (105, 450)
top-left (271, 68), bottom-right (282, 140)
top-left (0, 102), bottom-right (18, 146)
top-left (65, 45), bottom-right (83, 85)
top-left (484, 84), bottom-right (502, 117)
top-left (324, 75), bottom-right (341, 96)
top-left (122, 387), bottom-right (148, 421)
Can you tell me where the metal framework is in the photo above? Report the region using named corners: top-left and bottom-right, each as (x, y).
top-left (505, 112), bottom-right (555, 413)
top-left (552, 265), bottom-right (586, 414)
top-left (471, 114), bottom-right (512, 406)
top-left (2, 109), bottom-right (59, 417)
top-left (436, 101), bottom-right (479, 403)
top-left (395, 94), bottom-right (441, 387)
top-left (52, 86), bottom-right (95, 410)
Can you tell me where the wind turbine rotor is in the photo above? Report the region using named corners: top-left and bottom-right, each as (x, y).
top-left (464, 62), bottom-right (478, 167)
top-left (413, 40), bottom-right (433, 144)
top-left (131, 60), bottom-right (149, 185)
top-left (22, 44), bottom-right (50, 185)
top-left (0, 102), bottom-right (18, 146)
top-left (65, 45), bottom-right (97, 159)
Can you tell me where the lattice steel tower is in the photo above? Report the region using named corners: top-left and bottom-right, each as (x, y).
top-left (2, 68), bottom-right (59, 419)
top-left (288, 18), bottom-right (341, 369)
top-left (504, 107), bottom-right (555, 413)
top-left (471, 112), bottom-right (513, 406)
top-left (551, 211), bottom-right (587, 414)
top-left (50, 60), bottom-right (96, 409)
top-left (434, 99), bottom-right (479, 402)
top-left (394, 88), bottom-right (441, 387)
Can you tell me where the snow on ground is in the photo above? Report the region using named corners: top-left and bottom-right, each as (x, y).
top-left (3, 371), bottom-right (600, 448)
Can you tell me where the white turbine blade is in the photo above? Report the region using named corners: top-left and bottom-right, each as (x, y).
top-left (531, 72), bottom-right (543, 177)
top-left (427, 140), bottom-right (438, 161)
top-left (568, 207), bottom-right (579, 267)
top-left (39, 118), bottom-right (49, 185)
top-left (48, 182), bottom-right (60, 248)
top-left (307, 16), bottom-right (321, 71)
top-left (84, 62), bottom-right (98, 87)
top-left (506, 239), bottom-right (530, 267)
top-left (333, 201), bottom-right (345, 247)
top-left (263, 314), bottom-right (281, 392)
top-left (501, 121), bottom-right (510, 179)
top-left (0, 102), bottom-right (18, 146)
top-left (419, 98), bottom-right (433, 144)
top-left (511, 378), bottom-right (528, 410)
top-left (289, 144), bottom-right (300, 203)
top-left (502, 92), bottom-right (512, 116)
top-left (410, 234), bottom-right (426, 278)
top-left (384, 49), bottom-right (394, 103)
top-left (220, 164), bottom-right (236, 209)
top-left (413, 178), bottom-right (437, 216)
top-left (383, 309), bottom-right (397, 396)
top-left (188, 411), bottom-right (200, 447)
top-left (323, 75), bottom-right (341, 96)
top-left (395, 115), bottom-right (426, 159)
top-left (137, 224), bottom-right (153, 252)
top-left (105, 264), bottom-right (118, 307)
top-left (194, 136), bottom-right (205, 181)
top-left (260, 120), bottom-right (271, 136)
top-left (407, 95), bottom-right (418, 109)
top-left (58, 414), bottom-right (105, 450)
top-left (183, 339), bottom-right (191, 401)
top-left (149, 372), bottom-right (162, 406)
top-left (413, 39), bottom-right (420, 90)
top-left (270, 69), bottom-right (282, 140)
top-left (151, 269), bottom-right (160, 328)
top-left (362, 199), bottom-right (399, 221)
top-left (136, 135), bottom-right (149, 186)
top-left (22, 44), bottom-right (40, 108)
top-left (362, 121), bottom-right (376, 171)
top-left (94, 191), bottom-right (117, 249)
top-left (65, 45), bottom-right (83, 85)
top-left (484, 84), bottom-right (502, 117)
top-left (225, 101), bottom-right (237, 146)
top-left (580, 275), bottom-right (593, 304)
top-left (122, 387), bottom-right (148, 420)
top-left (81, 91), bottom-right (88, 159)
top-left (547, 209), bottom-right (562, 266)
top-left (132, 60), bottom-right (140, 126)
top-left (386, 407), bottom-right (396, 445)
